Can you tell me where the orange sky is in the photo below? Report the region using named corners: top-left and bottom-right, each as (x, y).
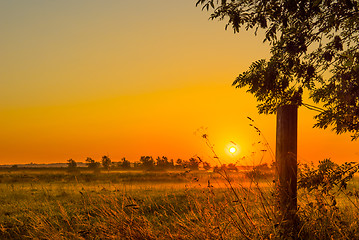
top-left (1, 1), bottom-right (358, 165)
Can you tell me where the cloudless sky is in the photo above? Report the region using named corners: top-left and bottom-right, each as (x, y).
top-left (1, 0), bottom-right (358, 165)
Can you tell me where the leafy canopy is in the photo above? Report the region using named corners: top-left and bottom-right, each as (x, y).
top-left (196, 0), bottom-right (359, 139)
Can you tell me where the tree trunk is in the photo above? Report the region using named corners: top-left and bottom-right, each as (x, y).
top-left (275, 105), bottom-right (298, 231)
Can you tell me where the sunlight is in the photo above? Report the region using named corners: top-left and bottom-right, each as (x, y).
top-left (227, 141), bottom-right (240, 156)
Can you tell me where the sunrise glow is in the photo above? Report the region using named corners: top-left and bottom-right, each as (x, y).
top-left (0, 1), bottom-right (357, 166)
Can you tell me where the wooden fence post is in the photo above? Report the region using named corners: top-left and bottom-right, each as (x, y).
top-left (276, 104), bottom-right (298, 228)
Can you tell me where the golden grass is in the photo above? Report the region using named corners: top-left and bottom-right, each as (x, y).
top-left (1, 170), bottom-right (359, 239)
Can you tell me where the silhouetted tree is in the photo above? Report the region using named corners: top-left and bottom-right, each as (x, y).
top-left (67, 159), bottom-right (77, 172)
top-left (156, 156), bottom-right (174, 170)
top-left (139, 156), bottom-right (155, 170)
top-left (101, 155), bottom-right (112, 171)
top-left (156, 156), bottom-right (166, 169)
top-left (175, 158), bottom-right (183, 169)
top-left (120, 157), bottom-right (131, 169)
top-left (188, 157), bottom-right (200, 171)
top-left (169, 159), bottom-right (175, 169)
top-left (197, 1), bottom-right (359, 234)
top-left (85, 157), bottom-right (100, 173)
top-left (197, 0), bottom-right (359, 139)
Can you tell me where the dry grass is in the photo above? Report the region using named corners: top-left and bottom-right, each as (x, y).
top-left (1, 170), bottom-right (359, 239)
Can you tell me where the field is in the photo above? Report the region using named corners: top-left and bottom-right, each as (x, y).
top-left (1, 167), bottom-right (359, 240)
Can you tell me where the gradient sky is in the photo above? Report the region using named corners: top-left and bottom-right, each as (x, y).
top-left (1, 0), bottom-right (358, 165)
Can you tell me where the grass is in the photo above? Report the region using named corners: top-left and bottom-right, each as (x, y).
top-left (0, 168), bottom-right (359, 239)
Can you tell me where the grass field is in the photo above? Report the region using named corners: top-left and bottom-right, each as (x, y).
top-left (1, 168), bottom-right (359, 239)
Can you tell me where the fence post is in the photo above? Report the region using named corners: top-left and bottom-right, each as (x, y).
top-left (276, 104), bottom-right (298, 229)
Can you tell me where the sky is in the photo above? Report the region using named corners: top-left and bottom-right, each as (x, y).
top-left (1, 0), bottom-right (358, 166)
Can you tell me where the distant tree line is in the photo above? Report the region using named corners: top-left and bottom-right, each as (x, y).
top-left (66, 155), bottom-right (214, 172)
top-left (66, 155), bottom-right (273, 174)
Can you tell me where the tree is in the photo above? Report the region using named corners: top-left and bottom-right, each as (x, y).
top-left (85, 157), bottom-right (100, 173)
top-left (196, 0), bottom-right (359, 139)
top-left (169, 159), bottom-right (175, 169)
top-left (139, 156), bottom-right (155, 170)
top-left (120, 157), bottom-right (131, 169)
top-left (67, 159), bottom-right (77, 172)
top-left (11, 165), bottom-right (18, 169)
top-left (176, 158), bottom-right (183, 169)
top-left (156, 156), bottom-right (174, 170)
top-left (188, 157), bottom-right (200, 171)
top-left (196, 0), bottom-right (359, 235)
top-left (101, 155), bottom-right (112, 171)
top-left (156, 156), bottom-right (167, 169)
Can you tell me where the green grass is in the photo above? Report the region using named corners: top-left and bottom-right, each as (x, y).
top-left (0, 169), bottom-right (359, 239)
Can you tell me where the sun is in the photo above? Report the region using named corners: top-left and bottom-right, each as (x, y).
top-left (229, 146), bottom-right (237, 154)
